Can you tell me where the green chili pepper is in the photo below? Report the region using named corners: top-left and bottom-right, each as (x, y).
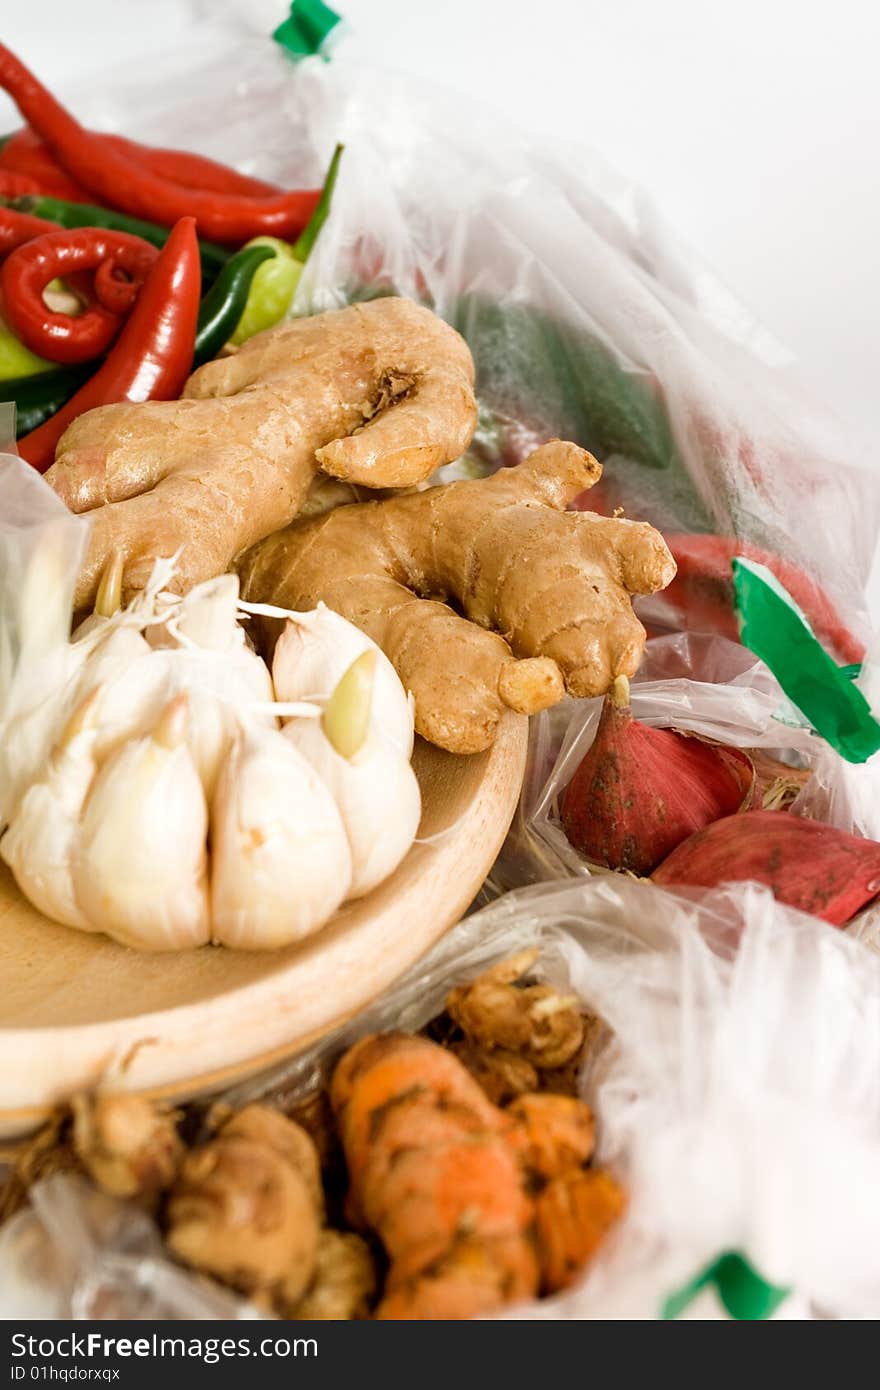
top-left (193, 242), bottom-right (277, 366)
top-left (292, 141), bottom-right (343, 263)
top-left (8, 195), bottom-right (229, 282)
top-left (6, 363), bottom-right (91, 437)
top-left (230, 143), bottom-right (343, 345)
top-left (0, 320), bottom-right (54, 380)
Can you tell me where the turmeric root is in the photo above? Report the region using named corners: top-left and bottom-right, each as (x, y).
top-left (446, 950), bottom-right (586, 1068)
top-left (505, 1093), bottom-right (596, 1180)
top-left (239, 440), bottom-right (676, 753)
top-left (534, 1169), bottom-right (626, 1293)
top-left (330, 1034), bottom-right (539, 1320)
top-left (45, 298), bottom-right (477, 610)
top-left (165, 1104), bottom-right (321, 1301)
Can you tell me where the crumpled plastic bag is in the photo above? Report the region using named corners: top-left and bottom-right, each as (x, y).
top-left (0, 452), bottom-right (90, 826)
top-left (0, 1174), bottom-right (255, 1319)
top-left (38, 0), bottom-right (878, 660)
top-left (225, 872), bottom-right (880, 1319)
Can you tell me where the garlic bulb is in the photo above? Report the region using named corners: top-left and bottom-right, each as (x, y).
top-left (284, 651), bottom-right (421, 898)
top-left (210, 723), bottom-right (352, 949)
top-left (72, 694), bottom-right (210, 950)
top-left (72, 575), bottom-right (276, 802)
top-left (74, 624), bottom-right (170, 758)
top-left (0, 689), bottom-right (100, 928)
top-left (272, 605), bottom-right (414, 758)
top-left (284, 717), bottom-right (420, 898)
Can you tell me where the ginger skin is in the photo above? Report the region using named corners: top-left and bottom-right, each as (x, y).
top-left (446, 949), bottom-right (586, 1069)
top-left (71, 1093), bottom-right (184, 1201)
top-left (45, 299), bottom-right (477, 610)
top-left (283, 1230), bottom-right (377, 1320)
top-left (165, 1104), bottom-right (321, 1302)
top-left (239, 440), bottom-right (676, 753)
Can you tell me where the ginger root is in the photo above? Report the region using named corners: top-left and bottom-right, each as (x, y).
top-left (446, 949), bottom-right (586, 1069)
top-left (71, 1093), bottom-right (184, 1201)
top-left (165, 1104), bottom-right (321, 1301)
top-left (447, 1041), bottom-right (539, 1106)
top-left (239, 440), bottom-right (676, 753)
top-left (284, 1229), bottom-right (377, 1320)
top-left (45, 298), bottom-right (477, 610)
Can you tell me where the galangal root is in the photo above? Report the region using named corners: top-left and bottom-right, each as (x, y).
top-left (239, 439), bottom-right (676, 752)
top-left (45, 297), bottom-right (477, 610)
top-left (330, 1032), bottom-right (624, 1319)
top-left (446, 948), bottom-right (586, 1070)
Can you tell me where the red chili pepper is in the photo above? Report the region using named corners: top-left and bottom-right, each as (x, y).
top-left (0, 128), bottom-right (90, 200)
top-left (3, 126), bottom-right (280, 199)
top-left (18, 216), bottom-right (201, 472)
top-left (1, 226), bottom-right (159, 364)
top-left (0, 206), bottom-right (58, 256)
top-left (102, 134), bottom-right (281, 198)
top-left (92, 256), bottom-right (141, 314)
top-left (0, 169), bottom-right (45, 197)
top-left (661, 533), bottom-right (866, 666)
top-left (0, 47), bottom-right (321, 245)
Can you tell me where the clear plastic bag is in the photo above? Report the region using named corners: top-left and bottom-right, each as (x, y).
top-left (0, 1174), bottom-right (255, 1319)
top-left (42, 0), bottom-right (878, 660)
top-left (0, 452), bottom-right (90, 824)
top-left (227, 873), bottom-right (880, 1319)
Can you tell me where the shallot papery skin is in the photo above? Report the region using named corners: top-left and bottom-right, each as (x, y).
top-left (560, 686), bottom-right (754, 876)
top-left (652, 809), bottom-right (880, 926)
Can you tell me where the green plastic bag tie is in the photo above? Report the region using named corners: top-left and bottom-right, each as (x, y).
top-left (662, 1250), bottom-right (790, 1320)
top-left (733, 557), bottom-right (880, 764)
top-left (273, 0), bottom-right (342, 58)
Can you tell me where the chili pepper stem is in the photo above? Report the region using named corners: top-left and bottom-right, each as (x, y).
top-left (292, 143), bottom-right (343, 265)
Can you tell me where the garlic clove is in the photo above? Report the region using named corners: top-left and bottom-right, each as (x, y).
top-left (272, 605), bottom-right (414, 758)
top-left (175, 574), bottom-right (243, 652)
top-left (284, 716), bottom-right (421, 898)
top-left (161, 644), bottom-right (277, 802)
top-left (73, 625), bottom-right (171, 760)
top-left (72, 693), bottom-right (210, 950)
top-left (0, 689), bottom-right (102, 929)
top-left (210, 723), bottom-right (352, 949)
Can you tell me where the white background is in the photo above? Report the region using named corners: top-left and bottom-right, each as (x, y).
top-left (5, 0), bottom-right (879, 463)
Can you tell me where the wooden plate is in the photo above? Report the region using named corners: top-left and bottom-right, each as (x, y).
top-left (0, 713), bottom-right (527, 1138)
